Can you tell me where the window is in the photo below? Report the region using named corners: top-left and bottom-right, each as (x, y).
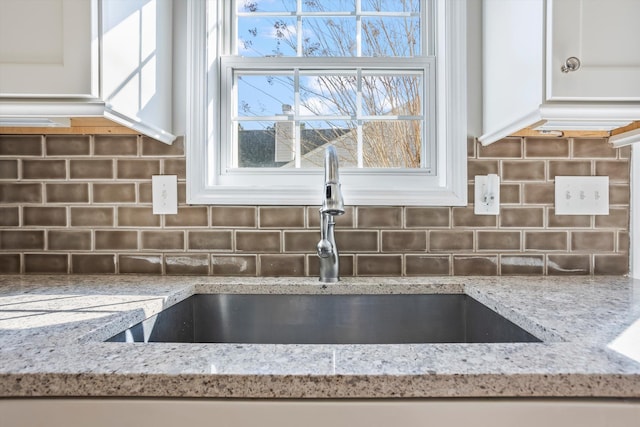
top-left (186, 0), bottom-right (467, 205)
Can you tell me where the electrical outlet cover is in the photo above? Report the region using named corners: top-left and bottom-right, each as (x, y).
top-left (152, 175), bottom-right (178, 215)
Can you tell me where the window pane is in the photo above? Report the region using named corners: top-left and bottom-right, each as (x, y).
top-left (302, 18), bottom-right (356, 57)
top-left (299, 73), bottom-right (357, 116)
top-left (302, 0), bottom-right (356, 12)
top-left (362, 17), bottom-right (420, 56)
top-left (237, 122), bottom-right (280, 168)
top-left (298, 121), bottom-right (358, 168)
top-left (362, 120), bottom-right (422, 168)
top-left (238, 17), bottom-right (297, 57)
top-left (362, 0), bottom-right (420, 13)
top-left (362, 74), bottom-right (423, 116)
top-left (237, 0), bottom-right (296, 13)
top-left (237, 74), bottom-right (294, 117)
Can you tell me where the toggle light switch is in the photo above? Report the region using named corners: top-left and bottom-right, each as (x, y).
top-left (152, 175), bottom-right (178, 215)
top-left (554, 176), bottom-right (609, 215)
top-left (474, 174), bottom-right (500, 215)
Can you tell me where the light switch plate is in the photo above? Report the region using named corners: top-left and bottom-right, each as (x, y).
top-left (554, 176), bottom-right (609, 215)
top-left (152, 175), bottom-right (178, 215)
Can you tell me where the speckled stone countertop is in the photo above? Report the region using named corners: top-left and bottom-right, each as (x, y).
top-left (1, 275), bottom-right (639, 398)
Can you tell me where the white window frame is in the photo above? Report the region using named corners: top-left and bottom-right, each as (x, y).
top-left (186, 0), bottom-right (467, 206)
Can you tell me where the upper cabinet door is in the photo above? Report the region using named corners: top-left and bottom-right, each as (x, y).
top-left (548, 0), bottom-right (640, 101)
top-left (0, 0), bottom-right (98, 98)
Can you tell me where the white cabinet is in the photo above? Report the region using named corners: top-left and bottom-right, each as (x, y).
top-left (0, 0), bottom-right (175, 144)
top-left (480, 0), bottom-right (640, 146)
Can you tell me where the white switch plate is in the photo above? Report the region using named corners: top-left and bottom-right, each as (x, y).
top-left (554, 176), bottom-right (609, 215)
top-left (474, 174), bottom-right (500, 215)
top-left (152, 175), bottom-right (178, 215)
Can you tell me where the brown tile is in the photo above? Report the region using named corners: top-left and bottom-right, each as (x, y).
top-left (284, 231), bottom-right (318, 252)
top-left (429, 231), bottom-right (473, 251)
top-left (46, 183), bottom-right (89, 203)
top-left (138, 182), bottom-right (152, 203)
top-left (117, 159), bottom-right (160, 179)
top-left (356, 255), bottom-right (402, 276)
top-left (610, 185), bottom-right (630, 205)
top-left (119, 255), bottom-right (162, 274)
top-left (95, 230), bottom-right (138, 250)
top-left (618, 146), bottom-right (632, 159)
top-left (94, 135), bottom-right (138, 156)
top-left (596, 160), bottom-right (630, 182)
top-left (211, 206), bottom-right (256, 227)
top-left (0, 135), bottom-right (42, 156)
top-left (70, 207), bottom-right (114, 227)
top-left (165, 207), bottom-right (208, 227)
top-left (23, 206), bottom-right (67, 226)
top-left (0, 160), bottom-right (18, 179)
top-left (572, 138), bottom-right (616, 158)
top-left (70, 159), bottom-right (113, 179)
top-left (212, 255), bottom-right (257, 275)
top-left (165, 255), bottom-right (210, 275)
top-left (141, 231), bottom-right (184, 250)
top-left (523, 183), bottom-right (555, 204)
top-left (571, 231), bottom-right (615, 252)
top-left (381, 231), bottom-right (427, 252)
top-left (477, 231), bottom-right (520, 251)
top-left (619, 231), bottom-right (629, 253)
top-left (500, 183), bottom-right (521, 204)
top-left (478, 137), bottom-right (522, 158)
top-left (452, 207), bottom-right (497, 227)
top-left (24, 254), bottom-right (68, 274)
top-left (548, 254), bottom-right (591, 275)
top-left (524, 231), bottom-right (568, 251)
top-left (0, 207), bottom-right (19, 226)
top-left (308, 254), bottom-right (354, 277)
top-left (142, 136), bottom-right (184, 156)
top-left (45, 135), bottom-right (90, 156)
top-left (595, 208), bottom-right (628, 229)
top-left (307, 206), bottom-right (354, 228)
top-left (236, 231), bottom-right (281, 252)
top-left (48, 230), bottom-right (91, 250)
top-left (594, 255), bottom-right (629, 275)
top-left (259, 254), bottom-right (305, 276)
top-left (405, 207), bottom-right (450, 228)
top-left (548, 208), bottom-right (591, 228)
top-left (164, 158), bottom-right (186, 179)
top-left (188, 231), bottom-right (233, 251)
top-left (405, 255), bottom-right (450, 275)
top-left (0, 254), bottom-right (21, 274)
top-left (502, 161), bottom-right (545, 181)
top-left (525, 138), bottom-right (569, 158)
top-left (72, 254), bottom-right (117, 274)
top-left (93, 183), bottom-right (136, 203)
top-left (453, 255), bottom-right (498, 275)
top-left (260, 207), bottom-right (305, 228)
top-left (500, 255), bottom-right (544, 275)
top-left (0, 183), bottom-right (42, 203)
top-left (357, 207), bottom-right (402, 228)
top-left (549, 160), bottom-right (592, 179)
top-left (468, 160), bottom-right (499, 177)
top-left (500, 207), bottom-right (544, 228)
top-left (117, 207), bottom-right (160, 227)
top-left (0, 230), bottom-right (44, 250)
top-left (468, 137), bottom-right (477, 158)
top-left (335, 230), bottom-right (378, 252)
top-left (23, 160), bottom-right (66, 179)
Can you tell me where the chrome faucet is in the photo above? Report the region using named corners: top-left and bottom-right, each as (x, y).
top-left (317, 146), bottom-right (345, 283)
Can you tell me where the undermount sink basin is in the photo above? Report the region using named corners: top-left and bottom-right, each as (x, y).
top-left (107, 294), bottom-right (541, 344)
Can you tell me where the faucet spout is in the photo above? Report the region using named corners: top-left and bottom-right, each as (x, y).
top-left (318, 145), bottom-right (344, 283)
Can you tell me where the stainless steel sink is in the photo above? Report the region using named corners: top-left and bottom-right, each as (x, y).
top-left (107, 294), bottom-right (541, 344)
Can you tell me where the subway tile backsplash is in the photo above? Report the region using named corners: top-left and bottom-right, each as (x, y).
top-left (0, 134), bottom-right (630, 276)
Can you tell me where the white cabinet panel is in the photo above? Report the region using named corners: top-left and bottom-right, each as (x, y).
top-left (0, 0), bottom-right (98, 97)
top-left (548, 0), bottom-right (640, 101)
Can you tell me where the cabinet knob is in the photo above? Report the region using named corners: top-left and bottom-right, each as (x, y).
top-left (561, 57), bottom-right (581, 73)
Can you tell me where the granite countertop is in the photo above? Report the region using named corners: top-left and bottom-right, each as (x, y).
top-left (1, 275), bottom-right (639, 398)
